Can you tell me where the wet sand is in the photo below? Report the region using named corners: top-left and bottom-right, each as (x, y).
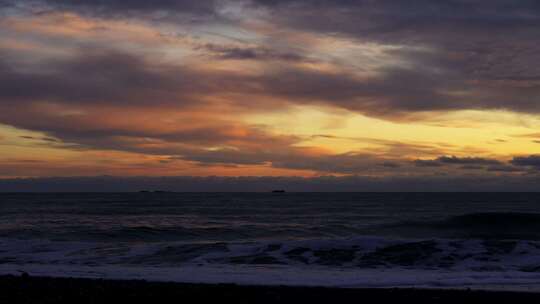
top-left (2, 275), bottom-right (540, 303)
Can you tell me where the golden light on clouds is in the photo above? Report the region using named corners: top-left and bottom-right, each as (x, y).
top-left (1, 1), bottom-right (540, 181)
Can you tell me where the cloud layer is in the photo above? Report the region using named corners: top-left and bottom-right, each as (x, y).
top-left (2, 175), bottom-right (540, 192)
top-left (1, 1), bottom-right (540, 184)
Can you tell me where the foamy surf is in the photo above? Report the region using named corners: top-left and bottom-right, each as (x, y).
top-left (3, 236), bottom-right (540, 290)
top-left (4, 193), bottom-right (540, 291)
top-left (3, 263), bottom-right (540, 292)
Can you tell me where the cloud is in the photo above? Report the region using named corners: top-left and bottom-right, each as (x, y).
top-left (6, 1), bottom-right (540, 116)
top-left (414, 155), bottom-right (504, 168)
top-left (247, 1), bottom-right (540, 115)
top-left (413, 155), bottom-right (540, 174)
top-left (3, 19), bottom-right (540, 121)
top-left (0, 50), bottom-right (219, 107)
top-left (251, 1), bottom-right (540, 45)
top-left (511, 155), bottom-right (540, 169)
top-left (268, 152), bottom-right (402, 174)
top-left (486, 165), bottom-right (524, 173)
top-left (2, 0), bottom-right (221, 20)
top-left (414, 159), bottom-right (444, 168)
top-left (1, 1), bottom-right (540, 179)
top-left (19, 135), bottom-right (59, 142)
top-left (436, 156), bottom-right (503, 166)
top-left (0, 46), bottom-right (484, 159)
top-left (201, 44), bottom-right (308, 62)
top-left (380, 162), bottom-right (401, 168)
top-left (2, 174), bottom-right (540, 192)
top-left (0, 47), bottom-right (448, 175)
top-left (0, 44), bottom-right (527, 176)
top-left (178, 148), bottom-right (517, 176)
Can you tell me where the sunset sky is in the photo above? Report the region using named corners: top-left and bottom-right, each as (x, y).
top-left (1, 1), bottom-right (540, 189)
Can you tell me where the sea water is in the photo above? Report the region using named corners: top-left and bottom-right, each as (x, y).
top-left (2, 192), bottom-right (540, 290)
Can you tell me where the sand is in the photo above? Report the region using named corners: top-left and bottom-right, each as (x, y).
top-left (2, 274), bottom-right (540, 303)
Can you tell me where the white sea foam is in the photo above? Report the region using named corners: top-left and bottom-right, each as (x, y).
top-left (3, 263), bottom-right (540, 292)
top-left (3, 236), bottom-right (540, 290)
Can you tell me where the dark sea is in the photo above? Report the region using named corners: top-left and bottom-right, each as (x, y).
top-left (2, 192), bottom-right (540, 289)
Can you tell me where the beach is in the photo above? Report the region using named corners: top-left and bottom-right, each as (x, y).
top-left (3, 274), bottom-right (540, 304)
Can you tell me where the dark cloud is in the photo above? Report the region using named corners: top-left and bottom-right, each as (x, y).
top-left (49, 0), bottom-right (217, 12)
top-left (19, 135), bottom-right (59, 142)
top-left (2, 42), bottom-right (540, 124)
top-left (1, 48), bottom-right (363, 110)
top-left (0, 50), bottom-right (219, 106)
top-left (177, 148), bottom-right (272, 166)
top-left (251, 65), bottom-right (478, 114)
top-left (247, 0), bottom-right (540, 114)
top-left (176, 142), bottom-right (456, 174)
top-left (437, 156), bottom-right (503, 166)
top-left (1, 0), bottom-right (220, 20)
top-left (186, 150), bottom-right (520, 176)
top-left (487, 165), bottom-right (524, 173)
top-left (202, 44), bottom-right (307, 62)
top-left (460, 165), bottom-right (484, 170)
top-left (4, 0), bottom-right (540, 116)
top-left (511, 155), bottom-right (540, 169)
top-left (414, 155), bottom-right (540, 174)
top-left (251, 0), bottom-right (540, 44)
top-left (174, 147), bottom-right (402, 174)
top-left (17, 123), bottom-right (301, 160)
top-left (380, 162), bottom-right (400, 168)
top-left (10, 0), bottom-right (540, 42)
top-left (1, 174), bottom-right (540, 192)
top-left (270, 152), bottom-right (401, 174)
top-left (414, 159), bottom-right (444, 167)
top-left (415, 156), bottom-right (504, 168)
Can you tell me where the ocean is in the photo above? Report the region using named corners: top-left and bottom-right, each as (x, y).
top-left (2, 192), bottom-right (540, 289)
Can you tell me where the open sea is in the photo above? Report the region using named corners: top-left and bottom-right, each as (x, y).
top-left (2, 192), bottom-right (540, 289)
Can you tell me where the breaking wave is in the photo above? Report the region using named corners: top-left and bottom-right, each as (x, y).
top-left (4, 236), bottom-right (540, 273)
top-left (385, 212), bottom-right (540, 240)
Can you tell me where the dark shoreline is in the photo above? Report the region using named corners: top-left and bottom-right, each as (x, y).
top-left (2, 275), bottom-right (540, 304)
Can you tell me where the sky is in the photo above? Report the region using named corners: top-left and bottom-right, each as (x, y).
top-left (1, 0), bottom-right (540, 190)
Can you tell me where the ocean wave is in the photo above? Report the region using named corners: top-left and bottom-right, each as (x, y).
top-left (384, 212), bottom-right (540, 240)
top-left (439, 212), bottom-right (540, 228)
top-left (3, 236), bottom-right (540, 274)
